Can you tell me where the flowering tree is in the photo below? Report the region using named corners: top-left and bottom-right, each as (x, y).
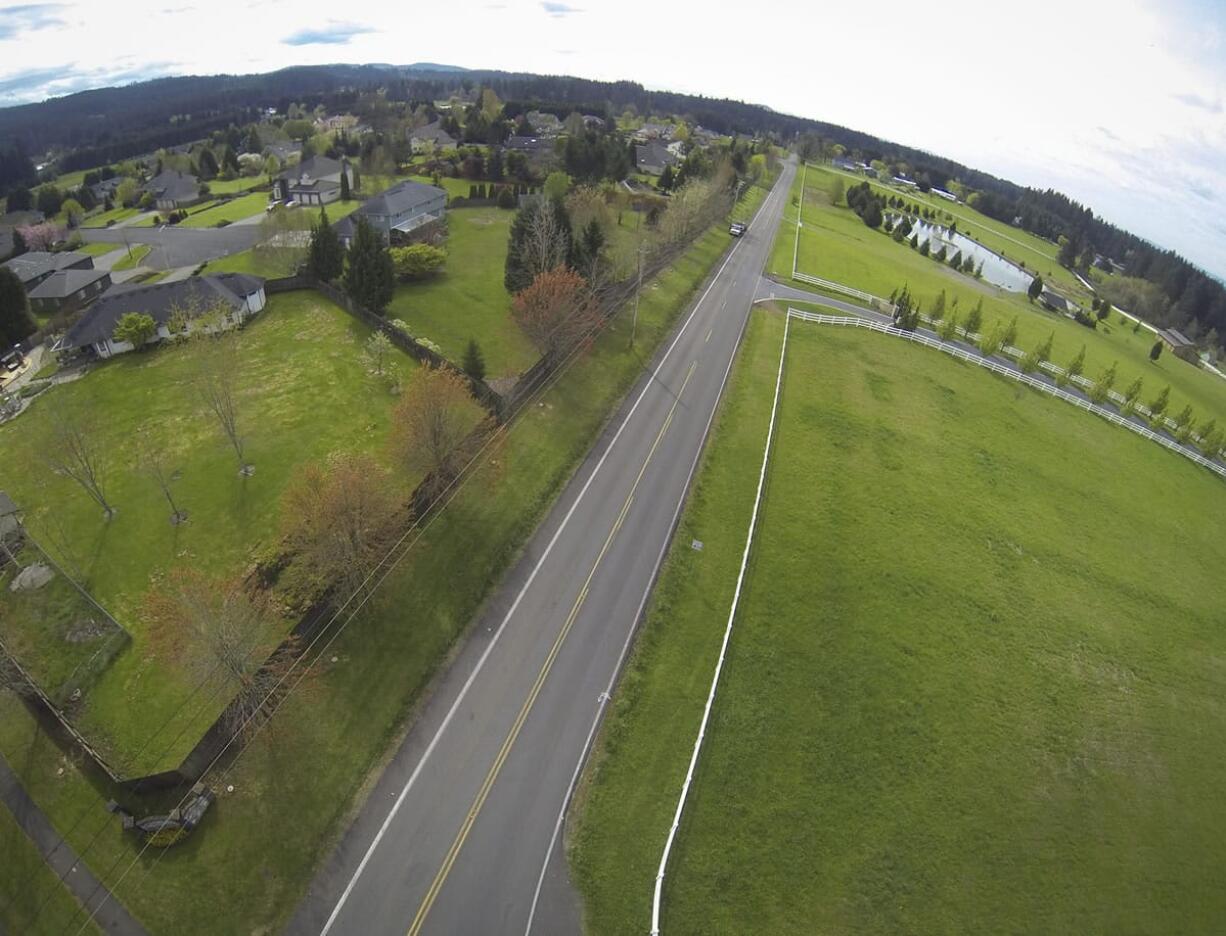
top-left (16, 222), bottom-right (62, 252)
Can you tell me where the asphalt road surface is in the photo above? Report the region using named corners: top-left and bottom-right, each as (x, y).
top-left (78, 224), bottom-right (262, 270)
top-left (287, 159), bottom-right (796, 936)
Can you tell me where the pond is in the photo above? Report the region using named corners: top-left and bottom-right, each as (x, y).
top-left (889, 214), bottom-right (1035, 293)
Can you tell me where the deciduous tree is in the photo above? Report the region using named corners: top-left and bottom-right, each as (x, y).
top-left (38, 397), bottom-right (114, 517)
top-left (390, 243), bottom-right (447, 280)
top-left (511, 266), bottom-right (601, 361)
top-left (193, 329), bottom-right (250, 473)
top-left (112, 312), bottom-right (157, 348)
top-left (280, 452), bottom-right (397, 602)
top-left (1148, 385), bottom-right (1170, 424)
top-left (388, 366), bottom-right (476, 497)
top-left (145, 569), bottom-right (303, 740)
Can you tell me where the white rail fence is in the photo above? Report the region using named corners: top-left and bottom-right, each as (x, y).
top-left (787, 309), bottom-right (1226, 480)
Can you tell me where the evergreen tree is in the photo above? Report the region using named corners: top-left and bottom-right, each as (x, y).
top-left (10, 228), bottom-right (27, 257)
top-left (931, 289), bottom-right (946, 321)
top-left (1097, 298), bottom-right (1112, 322)
top-left (1150, 340), bottom-right (1163, 361)
top-left (658, 164), bottom-right (675, 192)
top-left (307, 207), bottom-right (344, 282)
top-left (197, 147), bottom-right (219, 180)
top-left (1057, 345), bottom-right (1086, 387)
top-left (1121, 376), bottom-right (1143, 415)
top-left (0, 267), bottom-right (37, 346)
top-left (462, 339), bottom-right (486, 381)
top-left (1002, 315), bottom-right (1019, 349)
top-left (339, 167), bottom-right (351, 201)
top-left (1088, 361), bottom-right (1118, 404)
top-left (1028, 275), bottom-right (1043, 302)
top-left (343, 217), bottom-right (394, 314)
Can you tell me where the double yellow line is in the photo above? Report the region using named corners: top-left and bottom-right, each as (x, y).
top-left (407, 360), bottom-right (698, 935)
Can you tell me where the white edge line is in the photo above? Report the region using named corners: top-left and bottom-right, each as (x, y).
top-left (319, 189), bottom-right (756, 936)
top-left (521, 166), bottom-right (791, 936)
top-left (649, 304), bottom-right (790, 936)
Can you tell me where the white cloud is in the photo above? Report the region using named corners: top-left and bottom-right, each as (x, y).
top-left (0, 0), bottom-right (1221, 276)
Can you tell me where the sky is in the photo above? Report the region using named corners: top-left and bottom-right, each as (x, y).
top-left (1, 0), bottom-right (1223, 279)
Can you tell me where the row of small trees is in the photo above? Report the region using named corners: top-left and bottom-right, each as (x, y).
top-left (889, 284), bottom-right (1224, 458)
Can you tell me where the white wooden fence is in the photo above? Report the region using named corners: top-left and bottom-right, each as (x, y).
top-left (787, 309), bottom-right (1226, 480)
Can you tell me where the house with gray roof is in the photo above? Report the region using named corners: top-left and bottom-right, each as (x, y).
top-left (408, 121), bottom-right (457, 153)
top-left (144, 170), bottom-right (203, 211)
top-left (27, 267), bottom-right (113, 316)
top-left (635, 141), bottom-right (678, 176)
top-left (333, 180), bottom-right (447, 247)
top-left (55, 274), bottom-right (266, 359)
top-left (271, 155), bottom-right (354, 206)
top-left (1159, 327), bottom-right (1200, 363)
top-left (1, 251), bottom-right (93, 290)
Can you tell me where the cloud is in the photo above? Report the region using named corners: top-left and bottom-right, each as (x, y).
top-left (0, 65), bottom-right (63, 96)
top-left (1096, 126), bottom-right (1120, 142)
top-left (1172, 90), bottom-right (1222, 113)
top-left (541, 1), bottom-right (582, 16)
top-left (0, 3), bottom-right (66, 40)
top-left (1190, 182), bottom-right (1216, 202)
top-left (281, 22), bottom-right (374, 46)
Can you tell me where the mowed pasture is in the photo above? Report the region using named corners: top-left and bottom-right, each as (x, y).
top-left (571, 309), bottom-right (1226, 935)
top-left (0, 290), bottom-right (426, 773)
top-left (772, 164), bottom-right (1226, 431)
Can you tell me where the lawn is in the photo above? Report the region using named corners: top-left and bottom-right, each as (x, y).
top-left (775, 165), bottom-right (1226, 430)
top-left (385, 206), bottom-right (536, 378)
top-left (0, 291), bottom-right (423, 774)
top-left (81, 206), bottom-right (141, 229)
top-left (571, 308), bottom-right (1226, 935)
top-left (819, 161), bottom-right (1087, 300)
top-left (0, 789), bottom-right (102, 936)
top-left (407, 174), bottom-right (481, 201)
top-left (71, 242), bottom-right (123, 259)
top-left (178, 192), bottom-right (269, 228)
top-left (0, 174), bottom-right (778, 936)
top-left (110, 244), bottom-right (150, 271)
top-left (203, 176), bottom-right (264, 196)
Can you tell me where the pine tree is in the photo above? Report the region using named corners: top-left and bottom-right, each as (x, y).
top-left (307, 207), bottom-right (344, 282)
top-left (1150, 340), bottom-right (1163, 361)
top-left (462, 339), bottom-right (486, 381)
top-left (1028, 275), bottom-right (1043, 302)
top-left (343, 217), bottom-right (394, 314)
top-left (339, 166), bottom-right (351, 201)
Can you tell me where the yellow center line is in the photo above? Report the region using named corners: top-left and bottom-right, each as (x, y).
top-left (407, 361), bottom-right (698, 936)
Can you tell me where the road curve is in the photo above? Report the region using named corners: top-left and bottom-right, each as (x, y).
top-left (286, 159), bottom-right (796, 936)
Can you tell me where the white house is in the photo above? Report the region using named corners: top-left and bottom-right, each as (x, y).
top-left (55, 275), bottom-right (266, 359)
top-left (271, 156), bottom-right (354, 206)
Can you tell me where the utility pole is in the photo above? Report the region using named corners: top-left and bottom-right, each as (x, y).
top-left (630, 238), bottom-right (643, 349)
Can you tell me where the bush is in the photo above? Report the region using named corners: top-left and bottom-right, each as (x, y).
top-left (390, 243), bottom-right (447, 281)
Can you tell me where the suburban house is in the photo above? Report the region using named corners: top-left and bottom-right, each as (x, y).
top-left (263, 141), bottom-right (302, 165)
top-left (635, 122), bottom-right (675, 142)
top-left (1, 251), bottom-right (94, 290)
top-left (27, 267), bottom-right (113, 316)
top-left (144, 170), bottom-right (203, 211)
top-left (892, 175), bottom-right (920, 189)
top-left (635, 141), bottom-right (678, 176)
top-left (55, 274), bottom-right (266, 359)
top-left (271, 156), bottom-right (354, 206)
top-left (506, 135), bottom-right (555, 156)
top-left (333, 180), bottom-right (447, 247)
top-left (1159, 327), bottom-right (1200, 363)
top-left (408, 121), bottom-right (457, 154)
top-left (832, 157), bottom-right (857, 171)
top-left (932, 188), bottom-right (960, 203)
top-left (89, 176), bottom-right (127, 203)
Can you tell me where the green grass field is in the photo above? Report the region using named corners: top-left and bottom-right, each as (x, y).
top-left (110, 244), bottom-right (150, 270)
top-left (774, 165), bottom-right (1226, 430)
top-left (203, 176), bottom-right (264, 196)
top-left (819, 162), bottom-right (1087, 300)
top-left (0, 291), bottom-right (423, 773)
top-left (0, 174), bottom-right (777, 936)
top-left (81, 206), bottom-right (141, 229)
top-left (572, 307), bottom-right (1226, 935)
top-left (386, 206), bottom-right (536, 377)
top-left (178, 192), bottom-right (269, 228)
top-left (71, 242), bottom-right (123, 259)
top-left (0, 793), bottom-right (101, 936)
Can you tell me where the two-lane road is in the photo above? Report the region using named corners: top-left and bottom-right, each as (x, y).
top-left (288, 158), bottom-right (796, 936)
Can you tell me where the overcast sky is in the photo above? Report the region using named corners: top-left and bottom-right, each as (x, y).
top-left (1, 0), bottom-right (1223, 278)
